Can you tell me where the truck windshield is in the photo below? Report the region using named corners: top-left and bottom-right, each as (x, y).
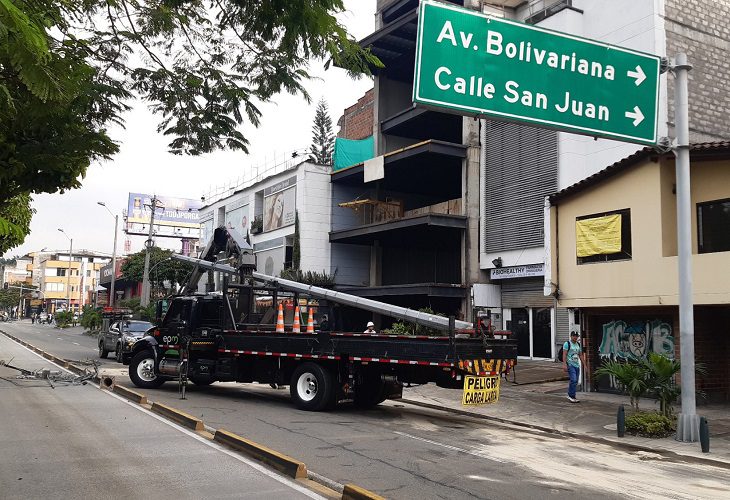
top-left (162, 300), bottom-right (192, 326)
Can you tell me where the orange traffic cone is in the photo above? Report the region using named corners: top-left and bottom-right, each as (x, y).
top-left (306, 307), bottom-right (315, 333)
top-left (292, 306), bottom-right (301, 333)
top-left (275, 303), bottom-right (285, 333)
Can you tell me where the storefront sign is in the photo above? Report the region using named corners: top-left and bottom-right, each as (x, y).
top-left (490, 263), bottom-right (544, 280)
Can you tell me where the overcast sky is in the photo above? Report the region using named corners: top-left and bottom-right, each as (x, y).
top-left (6, 1), bottom-right (375, 259)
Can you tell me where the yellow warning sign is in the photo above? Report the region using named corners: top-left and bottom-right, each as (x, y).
top-left (462, 375), bottom-right (500, 406)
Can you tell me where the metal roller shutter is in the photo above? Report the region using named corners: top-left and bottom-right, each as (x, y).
top-left (483, 121), bottom-right (558, 253)
top-left (501, 278), bottom-right (554, 308)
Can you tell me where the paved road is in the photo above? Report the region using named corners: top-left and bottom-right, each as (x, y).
top-left (0, 331), bottom-right (320, 500)
top-left (4, 321), bottom-right (729, 499)
top-left (1, 320), bottom-right (110, 367)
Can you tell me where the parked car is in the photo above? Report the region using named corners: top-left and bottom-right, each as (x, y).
top-left (98, 320), bottom-right (154, 364)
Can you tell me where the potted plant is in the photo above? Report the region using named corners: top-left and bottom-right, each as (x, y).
top-left (251, 215), bottom-right (263, 234)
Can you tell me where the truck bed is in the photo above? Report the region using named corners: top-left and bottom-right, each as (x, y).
top-left (212, 330), bottom-right (517, 374)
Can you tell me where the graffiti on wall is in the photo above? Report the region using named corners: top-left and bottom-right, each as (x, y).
top-left (598, 319), bottom-right (674, 361)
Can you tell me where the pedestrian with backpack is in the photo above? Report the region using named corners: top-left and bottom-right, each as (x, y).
top-left (562, 331), bottom-right (586, 403)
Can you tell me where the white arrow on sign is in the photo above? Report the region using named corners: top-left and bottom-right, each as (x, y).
top-left (627, 65), bottom-right (646, 86)
top-left (625, 106), bottom-right (645, 126)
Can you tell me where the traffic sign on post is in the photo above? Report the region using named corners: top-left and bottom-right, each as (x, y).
top-left (413, 0), bottom-right (661, 145)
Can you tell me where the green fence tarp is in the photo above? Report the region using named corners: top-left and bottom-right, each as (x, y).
top-left (333, 136), bottom-right (374, 171)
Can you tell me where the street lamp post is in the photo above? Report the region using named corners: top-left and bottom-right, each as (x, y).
top-left (97, 202), bottom-right (119, 308)
top-left (58, 229), bottom-right (73, 311)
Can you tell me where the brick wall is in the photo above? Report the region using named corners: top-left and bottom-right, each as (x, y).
top-left (665, 0), bottom-right (730, 142)
top-left (584, 306), bottom-right (729, 402)
top-left (336, 88), bottom-right (374, 140)
top-left (693, 306), bottom-right (730, 402)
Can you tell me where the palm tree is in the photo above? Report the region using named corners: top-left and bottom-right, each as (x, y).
top-left (641, 353), bottom-right (681, 417)
top-left (595, 359), bottom-right (648, 410)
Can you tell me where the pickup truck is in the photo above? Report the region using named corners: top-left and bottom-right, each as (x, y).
top-left (99, 319), bottom-right (154, 363)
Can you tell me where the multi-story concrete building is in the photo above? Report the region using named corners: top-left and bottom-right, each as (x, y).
top-left (1, 256), bottom-right (31, 286)
top-left (36, 250), bottom-right (110, 313)
top-left (338, 0), bottom-right (729, 355)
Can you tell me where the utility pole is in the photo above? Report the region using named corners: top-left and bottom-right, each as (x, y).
top-left (141, 195), bottom-right (163, 307)
top-left (58, 229), bottom-right (73, 311)
top-left (18, 283), bottom-right (23, 319)
top-left (111, 213), bottom-right (118, 307)
top-left (98, 202), bottom-right (119, 308)
top-left (672, 54), bottom-right (698, 443)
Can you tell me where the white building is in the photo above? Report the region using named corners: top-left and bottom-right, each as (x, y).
top-left (199, 161), bottom-right (333, 278)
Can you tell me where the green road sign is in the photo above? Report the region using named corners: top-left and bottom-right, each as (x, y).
top-left (413, 0), bottom-right (661, 145)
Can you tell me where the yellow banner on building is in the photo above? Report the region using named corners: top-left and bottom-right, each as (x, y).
top-left (576, 214), bottom-right (622, 257)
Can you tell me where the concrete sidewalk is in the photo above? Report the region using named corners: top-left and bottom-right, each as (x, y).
top-left (402, 359), bottom-right (730, 469)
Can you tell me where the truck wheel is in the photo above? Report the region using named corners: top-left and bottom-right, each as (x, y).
top-left (98, 341), bottom-right (109, 359)
top-left (129, 351), bottom-right (165, 389)
top-left (290, 362), bottom-right (334, 411)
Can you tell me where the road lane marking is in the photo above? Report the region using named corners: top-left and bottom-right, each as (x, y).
top-left (394, 431), bottom-right (505, 464)
top-left (73, 342), bottom-right (80, 345)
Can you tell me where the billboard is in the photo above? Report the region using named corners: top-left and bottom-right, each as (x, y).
top-left (125, 193), bottom-right (202, 237)
top-left (263, 176), bottom-right (296, 232)
top-left (225, 204), bottom-right (250, 234)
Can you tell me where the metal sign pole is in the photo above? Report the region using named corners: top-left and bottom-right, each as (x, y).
top-left (672, 53), bottom-right (698, 442)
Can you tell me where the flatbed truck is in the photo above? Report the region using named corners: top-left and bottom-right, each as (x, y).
top-left (128, 227), bottom-right (517, 410)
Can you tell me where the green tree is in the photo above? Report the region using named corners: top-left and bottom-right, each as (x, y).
top-left (54, 310), bottom-right (73, 328)
top-left (595, 359), bottom-right (649, 411)
top-left (0, 287), bottom-right (20, 309)
top-left (1, 1), bottom-right (381, 242)
top-left (121, 247), bottom-right (195, 295)
top-left (292, 211), bottom-right (301, 269)
top-left (308, 98), bottom-right (335, 165)
top-left (0, 193), bottom-right (34, 254)
top-left (80, 304), bottom-right (102, 333)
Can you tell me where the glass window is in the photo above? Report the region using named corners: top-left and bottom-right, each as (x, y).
top-left (196, 300), bottom-right (222, 328)
top-left (56, 268), bottom-right (66, 277)
top-left (162, 299), bottom-right (192, 326)
top-left (124, 321), bottom-right (153, 333)
top-left (698, 198), bottom-right (730, 254)
top-left (576, 209), bottom-right (632, 264)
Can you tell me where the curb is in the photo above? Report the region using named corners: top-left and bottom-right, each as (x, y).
top-left (513, 376), bottom-right (569, 386)
top-left (151, 402), bottom-right (204, 431)
top-left (214, 428), bottom-right (307, 479)
top-left (112, 384), bottom-right (148, 405)
top-left (342, 484), bottom-right (386, 500)
top-left (399, 398), bottom-right (730, 471)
